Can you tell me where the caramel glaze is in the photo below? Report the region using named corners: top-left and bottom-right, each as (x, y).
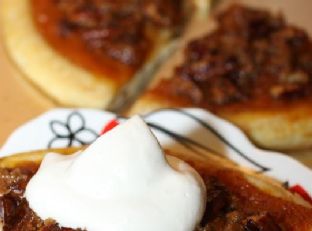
top-left (0, 159), bottom-right (312, 230)
top-left (149, 5), bottom-right (312, 114)
top-left (196, 164), bottom-right (312, 230)
top-left (184, 153), bottom-right (312, 231)
top-left (31, 0), bottom-right (184, 85)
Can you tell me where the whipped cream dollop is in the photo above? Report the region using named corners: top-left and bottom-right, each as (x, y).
top-left (25, 116), bottom-right (206, 231)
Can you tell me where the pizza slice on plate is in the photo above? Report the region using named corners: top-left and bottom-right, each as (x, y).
top-left (1, 0), bottom-right (210, 108)
top-left (0, 146), bottom-right (311, 230)
top-left (129, 3), bottom-right (312, 152)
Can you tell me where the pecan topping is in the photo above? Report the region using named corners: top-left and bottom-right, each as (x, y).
top-left (153, 5), bottom-right (312, 109)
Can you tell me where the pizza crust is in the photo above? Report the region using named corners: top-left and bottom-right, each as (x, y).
top-left (219, 106), bottom-right (312, 151)
top-left (129, 90), bottom-right (312, 152)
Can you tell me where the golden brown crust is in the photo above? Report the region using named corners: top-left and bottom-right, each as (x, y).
top-left (0, 147), bottom-right (81, 168)
top-left (129, 94), bottom-right (312, 151)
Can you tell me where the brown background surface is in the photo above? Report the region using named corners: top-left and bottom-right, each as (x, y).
top-left (0, 0), bottom-right (311, 167)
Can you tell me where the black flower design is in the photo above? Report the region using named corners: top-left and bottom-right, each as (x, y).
top-left (48, 111), bottom-right (99, 148)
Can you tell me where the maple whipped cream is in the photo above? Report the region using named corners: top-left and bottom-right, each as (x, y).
top-left (25, 116), bottom-right (206, 231)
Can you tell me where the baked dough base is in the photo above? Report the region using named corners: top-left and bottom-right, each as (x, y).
top-left (129, 94), bottom-right (312, 151)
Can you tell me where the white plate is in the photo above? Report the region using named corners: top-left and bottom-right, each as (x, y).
top-left (1, 108), bottom-right (311, 197)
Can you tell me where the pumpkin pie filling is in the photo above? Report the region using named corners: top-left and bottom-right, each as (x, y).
top-left (31, 0), bottom-right (186, 84)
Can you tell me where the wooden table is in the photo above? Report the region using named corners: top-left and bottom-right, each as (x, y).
top-left (0, 0), bottom-right (311, 168)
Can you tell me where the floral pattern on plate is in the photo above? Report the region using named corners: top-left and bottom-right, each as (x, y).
top-left (0, 108), bottom-right (311, 198)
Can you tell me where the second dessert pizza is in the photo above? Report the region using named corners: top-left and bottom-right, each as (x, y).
top-left (129, 3), bottom-right (312, 152)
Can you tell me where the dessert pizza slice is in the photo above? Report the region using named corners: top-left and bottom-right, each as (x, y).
top-left (129, 3), bottom-right (312, 151)
top-left (0, 0), bottom-right (210, 108)
top-left (0, 146), bottom-right (311, 230)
